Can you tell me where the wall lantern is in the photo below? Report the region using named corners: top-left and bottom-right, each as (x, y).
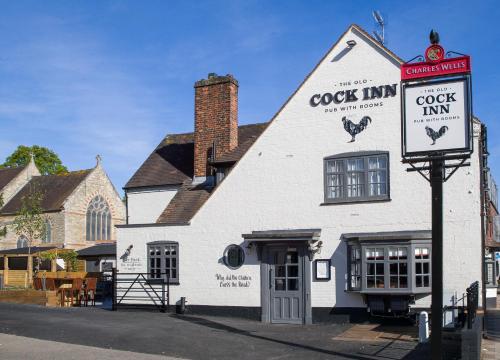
top-left (346, 40), bottom-right (357, 48)
top-left (308, 240), bottom-right (323, 259)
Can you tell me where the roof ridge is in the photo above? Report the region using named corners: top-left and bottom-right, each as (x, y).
top-left (164, 121), bottom-right (269, 138)
top-left (31, 168), bottom-right (92, 178)
top-left (0, 165), bottom-right (26, 172)
top-left (350, 24), bottom-right (403, 64)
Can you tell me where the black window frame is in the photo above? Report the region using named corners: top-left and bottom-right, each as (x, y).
top-left (346, 240), bottom-right (431, 294)
top-left (324, 151), bottom-right (390, 204)
top-left (223, 244), bottom-right (245, 269)
top-left (147, 241), bottom-right (179, 284)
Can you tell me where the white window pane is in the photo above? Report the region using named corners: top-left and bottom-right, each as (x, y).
top-left (377, 156), bottom-right (387, 169)
top-left (327, 160), bottom-right (343, 173)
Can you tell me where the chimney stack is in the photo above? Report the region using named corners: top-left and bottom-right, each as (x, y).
top-left (193, 73), bottom-right (238, 182)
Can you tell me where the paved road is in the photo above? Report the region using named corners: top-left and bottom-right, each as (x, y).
top-left (0, 303), bottom-right (428, 359)
top-left (0, 333), bottom-right (183, 360)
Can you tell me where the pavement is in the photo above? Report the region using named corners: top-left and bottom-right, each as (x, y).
top-left (0, 302), bottom-right (429, 359)
top-left (482, 338), bottom-right (500, 360)
top-left (482, 292), bottom-right (500, 360)
top-left (0, 333), bottom-right (184, 360)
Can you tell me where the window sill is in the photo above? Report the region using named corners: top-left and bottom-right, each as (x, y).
top-left (146, 279), bottom-right (180, 286)
top-left (321, 198), bottom-right (391, 206)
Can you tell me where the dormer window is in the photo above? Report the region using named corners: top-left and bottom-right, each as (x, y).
top-left (324, 151), bottom-right (389, 204)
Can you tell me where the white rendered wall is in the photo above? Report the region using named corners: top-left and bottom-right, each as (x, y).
top-left (127, 187), bottom-right (178, 224)
top-left (117, 26), bottom-right (483, 311)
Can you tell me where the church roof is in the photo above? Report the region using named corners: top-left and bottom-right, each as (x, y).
top-left (0, 166), bottom-right (25, 192)
top-left (124, 122), bottom-right (267, 190)
top-left (0, 169), bottom-right (92, 215)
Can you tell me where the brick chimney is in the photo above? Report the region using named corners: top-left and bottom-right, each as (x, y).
top-left (193, 73), bottom-right (238, 182)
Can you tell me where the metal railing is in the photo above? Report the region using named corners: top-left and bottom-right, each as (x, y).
top-left (443, 281), bottom-right (479, 329)
top-left (111, 269), bottom-right (170, 312)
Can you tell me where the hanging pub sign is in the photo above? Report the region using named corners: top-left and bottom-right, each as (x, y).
top-left (401, 31), bottom-right (473, 158)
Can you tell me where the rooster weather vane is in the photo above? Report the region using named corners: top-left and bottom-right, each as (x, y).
top-left (342, 116), bottom-right (372, 142)
top-left (425, 125), bottom-right (448, 145)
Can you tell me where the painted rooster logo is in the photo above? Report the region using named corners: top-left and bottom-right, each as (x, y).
top-left (425, 125), bottom-right (448, 145)
top-left (342, 116), bottom-right (372, 142)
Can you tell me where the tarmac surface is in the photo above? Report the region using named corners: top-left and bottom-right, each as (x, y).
top-left (0, 303), bottom-right (429, 359)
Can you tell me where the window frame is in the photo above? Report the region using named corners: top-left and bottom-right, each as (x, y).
top-left (42, 219), bottom-right (51, 244)
top-left (17, 235), bottom-right (28, 249)
top-left (324, 151), bottom-right (390, 204)
top-left (147, 241), bottom-right (179, 284)
top-left (346, 240), bottom-right (431, 294)
top-left (223, 244), bottom-right (245, 269)
top-left (86, 195), bottom-right (112, 241)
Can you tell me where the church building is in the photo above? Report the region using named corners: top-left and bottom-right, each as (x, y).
top-left (0, 156), bottom-right (125, 251)
top-left (117, 24), bottom-right (487, 324)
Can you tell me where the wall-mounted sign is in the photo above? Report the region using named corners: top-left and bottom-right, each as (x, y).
top-left (314, 259), bottom-right (331, 280)
top-left (402, 77), bottom-right (472, 157)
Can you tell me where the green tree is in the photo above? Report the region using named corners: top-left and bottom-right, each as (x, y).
top-left (2, 145), bottom-right (68, 175)
top-left (12, 185), bottom-right (47, 256)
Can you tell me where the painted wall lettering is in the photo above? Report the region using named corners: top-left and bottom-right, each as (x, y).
top-left (215, 273), bottom-right (252, 288)
top-left (309, 83), bottom-right (397, 108)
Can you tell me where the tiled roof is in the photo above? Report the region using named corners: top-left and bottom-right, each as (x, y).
top-left (124, 122), bottom-right (268, 189)
top-left (77, 243), bottom-right (116, 257)
top-left (0, 246), bottom-right (56, 255)
top-left (0, 169), bottom-right (92, 214)
top-left (156, 183), bottom-right (212, 224)
top-left (211, 123), bottom-right (268, 164)
top-left (0, 166), bottom-right (25, 192)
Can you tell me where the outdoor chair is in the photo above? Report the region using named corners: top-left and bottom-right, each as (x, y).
top-left (45, 278), bottom-right (56, 291)
top-left (84, 278), bottom-right (97, 306)
top-left (60, 278), bottom-right (83, 307)
top-left (33, 278), bottom-right (42, 290)
top-left (71, 278), bottom-right (84, 306)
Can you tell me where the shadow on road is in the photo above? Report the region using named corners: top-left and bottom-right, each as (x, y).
top-left (173, 314), bottom-right (402, 360)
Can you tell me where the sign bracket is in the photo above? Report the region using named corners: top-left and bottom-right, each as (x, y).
top-left (404, 157), bottom-right (470, 183)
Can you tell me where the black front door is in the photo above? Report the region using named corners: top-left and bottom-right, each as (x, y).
top-left (269, 246), bottom-right (304, 324)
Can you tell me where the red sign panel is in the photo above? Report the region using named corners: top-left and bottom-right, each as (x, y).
top-left (401, 56), bottom-right (471, 81)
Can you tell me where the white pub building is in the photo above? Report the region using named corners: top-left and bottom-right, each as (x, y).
top-left (117, 24), bottom-right (486, 324)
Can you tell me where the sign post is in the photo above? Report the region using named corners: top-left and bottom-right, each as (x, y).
top-left (401, 30), bottom-right (472, 360)
top-left (430, 158), bottom-right (444, 357)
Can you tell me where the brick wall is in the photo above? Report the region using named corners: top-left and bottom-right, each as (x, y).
top-left (193, 73), bottom-right (238, 178)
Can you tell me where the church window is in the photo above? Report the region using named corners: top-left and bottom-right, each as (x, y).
top-left (86, 195), bottom-right (112, 241)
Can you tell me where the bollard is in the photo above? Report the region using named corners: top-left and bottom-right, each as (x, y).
top-left (419, 311), bottom-right (429, 343)
top-left (176, 297), bottom-right (187, 314)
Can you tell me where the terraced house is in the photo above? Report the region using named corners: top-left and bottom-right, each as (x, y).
top-left (117, 24), bottom-right (490, 324)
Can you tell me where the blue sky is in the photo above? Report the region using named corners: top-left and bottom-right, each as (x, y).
top-left (1, 1), bottom-right (499, 192)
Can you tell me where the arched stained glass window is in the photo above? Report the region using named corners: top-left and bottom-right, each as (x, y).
top-left (17, 235), bottom-right (28, 248)
top-left (42, 220), bottom-right (51, 243)
top-left (86, 195), bottom-right (112, 241)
